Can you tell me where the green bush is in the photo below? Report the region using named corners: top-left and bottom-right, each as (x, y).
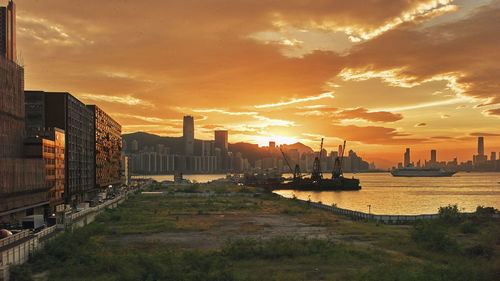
top-left (411, 220), bottom-right (458, 252)
top-left (475, 206), bottom-right (497, 219)
top-left (438, 204), bottom-right (461, 224)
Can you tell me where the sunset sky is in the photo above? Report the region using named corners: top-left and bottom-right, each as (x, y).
top-left (15, 0), bottom-right (500, 168)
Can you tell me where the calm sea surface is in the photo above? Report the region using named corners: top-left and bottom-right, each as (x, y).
top-left (135, 172), bottom-right (500, 215)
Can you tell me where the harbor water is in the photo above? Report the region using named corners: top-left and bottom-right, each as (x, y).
top-left (276, 172), bottom-right (500, 215)
top-left (135, 172), bottom-right (500, 215)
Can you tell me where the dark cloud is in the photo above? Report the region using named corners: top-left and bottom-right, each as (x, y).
top-left (470, 132), bottom-right (500, 137)
top-left (483, 108), bottom-right (500, 117)
top-left (415, 122), bottom-right (427, 127)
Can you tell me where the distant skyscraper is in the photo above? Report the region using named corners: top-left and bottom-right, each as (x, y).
top-left (404, 148), bottom-right (410, 167)
top-left (0, 1), bottom-right (16, 62)
top-left (215, 130), bottom-right (228, 170)
top-left (183, 115), bottom-right (194, 155)
top-left (478, 137), bottom-right (484, 156)
top-left (215, 130), bottom-right (228, 152)
top-left (491, 152), bottom-right (496, 161)
top-left (430, 149), bottom-right (436, 163)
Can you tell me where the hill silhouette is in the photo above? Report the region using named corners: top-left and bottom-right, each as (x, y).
top-left (123, 132), bottom-right (314, 165)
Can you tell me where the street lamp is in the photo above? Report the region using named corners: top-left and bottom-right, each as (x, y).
top-left (367, 204), bottom-right (371, 215)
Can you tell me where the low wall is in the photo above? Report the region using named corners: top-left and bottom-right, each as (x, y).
top-left (0, 191), bottom-right (132, 281)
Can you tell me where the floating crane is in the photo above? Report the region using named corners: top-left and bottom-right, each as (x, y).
top-left (280, 147), bottom-right (302, 180)
top-left (333, 140), bottom-right (346, 179)
top-left (311, 138), bottom-right (324, 182)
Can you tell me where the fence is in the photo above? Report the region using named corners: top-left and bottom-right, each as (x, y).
top-left (289, 198), bottom-right (477, 224)
top-left (0, 231), bottom-right (30, 250)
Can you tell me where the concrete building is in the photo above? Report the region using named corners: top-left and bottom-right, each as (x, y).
top-left (25, 91), bottom-right (95, 205)
top-left (0, 1), bottom-right (15, 62)
top-left (183, 115), bottom-right (194, 156)
top-left (24, 128), bottom-right (65, 214)
top-left (86, 105), bottom-right (122, 189)
top-left (0, 56), bottom-right (46, 224)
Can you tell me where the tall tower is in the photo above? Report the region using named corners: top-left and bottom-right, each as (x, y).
top-left (0, 1), bottom-right (16, 62)
top-left (478, 137), bottom-right (484, 156)
top-left (430, 149), bottom-right (436, 163)
top-left (215, 130), bottom-right (228, 170)
top-left (183, 116), bottom-right (194, 155)
top-left (404, 148), bottom-right (410, 167)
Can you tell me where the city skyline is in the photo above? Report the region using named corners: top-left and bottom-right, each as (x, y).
top-left (13, 0), bottom-right (500, 167)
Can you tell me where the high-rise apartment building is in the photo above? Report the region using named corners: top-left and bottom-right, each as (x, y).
top-left (25, 91), bottom-right (95, 205)
top-left (183, 115), bottom-right (194, 156)
top-left (0, 56), bottom-right (46, 222)
top-left (215, 130), bottom-right (228, 170)
top-left (86, 105), bottom-right (122, 188)
top-left (0, 0), bottom-right (15, 62)
top-left (215, 130), bottom-right (228, 152)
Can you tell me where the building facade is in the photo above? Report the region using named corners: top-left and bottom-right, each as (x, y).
top-left (183, 115), bottom-right (194, 156)
top-left (25, 91), bottom-right (95, 205)
top-left (0, 56), bottom-right (46, 223)
top-left (86, 105), bottom-right (122, 188)
top-left (214, 130), bottom-right (228, 171)
top-left (0, 1), bottom-right (15, 62)
top-left (24, 128), bottom-right (65, 212)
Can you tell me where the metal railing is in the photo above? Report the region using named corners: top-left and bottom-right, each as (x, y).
top-left (0, 230), bottom-right (30, 249)
top-left (288, 198), bottom-right (480, 224)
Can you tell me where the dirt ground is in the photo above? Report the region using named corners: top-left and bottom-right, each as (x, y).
top-left (110, 213), bottom-right (344, 249)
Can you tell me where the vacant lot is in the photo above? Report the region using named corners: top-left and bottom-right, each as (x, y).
top-left (12, 184), bottom-right (500, 281)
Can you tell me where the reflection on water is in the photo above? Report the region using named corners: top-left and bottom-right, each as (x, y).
top-left (275, 172), bottom-right (500, 215)
top-left (134, 172), bottom-right (500, 215)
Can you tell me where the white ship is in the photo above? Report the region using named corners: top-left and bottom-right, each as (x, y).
top-left (391, 166), bottom-right (456, 177)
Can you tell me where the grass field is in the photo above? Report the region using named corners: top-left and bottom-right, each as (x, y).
top-left (11, 184), bottom-right (500, 281)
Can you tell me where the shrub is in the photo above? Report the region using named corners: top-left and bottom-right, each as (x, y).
top-left (411, 220), bottom-right (457, 252)
top-left (475, 206), bottom-right (497, 218)
top-left (438, 204), bottom-right (461, 224)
